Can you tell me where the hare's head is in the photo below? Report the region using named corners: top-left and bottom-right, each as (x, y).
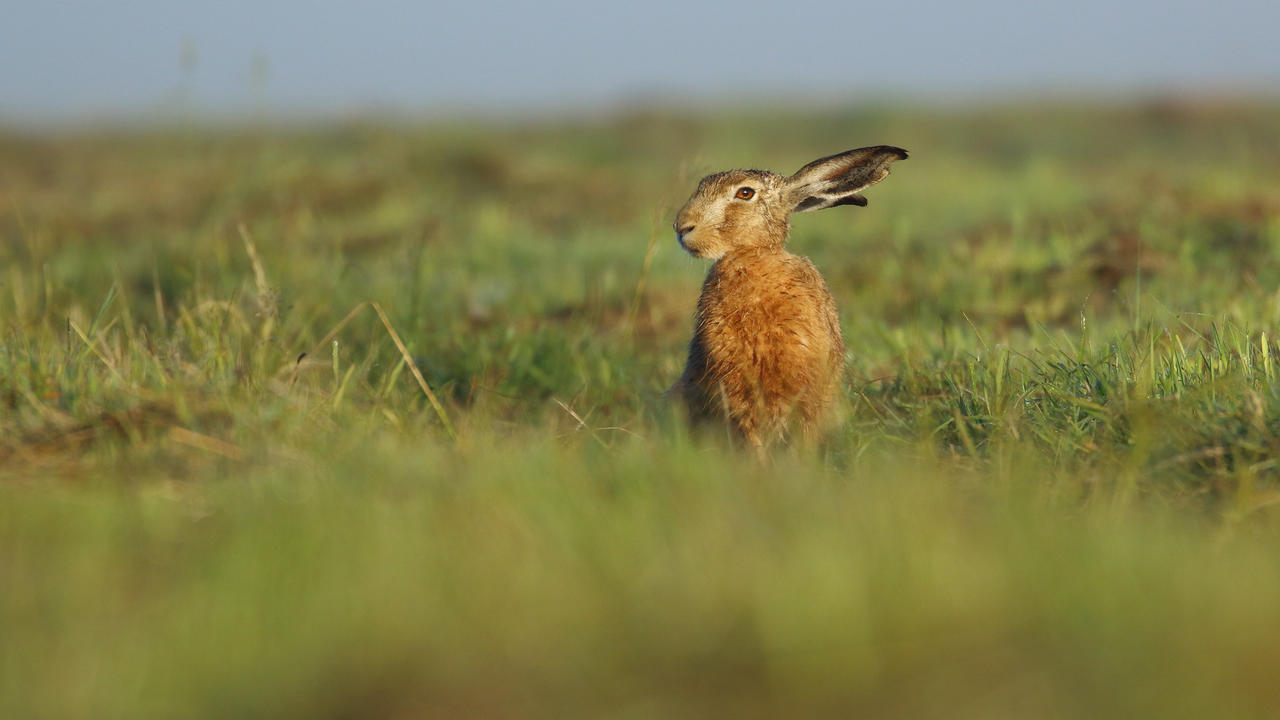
top-left (673, 146), bottom-right (908, 259)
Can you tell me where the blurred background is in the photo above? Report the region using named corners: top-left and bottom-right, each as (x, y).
top-left (7, 3), bottom-right (1280, 719)
top-left (4, 0), bottom-right (1278, 125)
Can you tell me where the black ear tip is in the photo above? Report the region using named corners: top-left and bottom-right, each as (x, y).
top-left (888, 146), bottom-right (909, 160)
top-left (833, 194), bottom-right (869, 209)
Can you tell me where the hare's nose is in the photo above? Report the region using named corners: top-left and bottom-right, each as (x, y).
top-left (676, 223), bottom-right (695, 238)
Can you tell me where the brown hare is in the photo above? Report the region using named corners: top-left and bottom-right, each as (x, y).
top-left (671, 145), bottom-right (907, 449)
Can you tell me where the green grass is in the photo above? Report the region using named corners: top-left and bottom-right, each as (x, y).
top-left (4, 100), bottom-right (1280, 718)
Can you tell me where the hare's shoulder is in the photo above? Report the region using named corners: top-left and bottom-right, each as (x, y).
top-left (706, 250), bottom-right (833, 301)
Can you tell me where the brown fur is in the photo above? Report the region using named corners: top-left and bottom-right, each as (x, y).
top-left (671, 146), bottom-right (907, 448)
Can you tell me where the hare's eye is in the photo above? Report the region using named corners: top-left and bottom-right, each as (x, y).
top-left (735, 187), bottom-right (755, 200)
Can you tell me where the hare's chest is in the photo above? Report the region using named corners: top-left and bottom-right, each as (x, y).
top-left (701, 255), bottom-right (832, 320)
top-left (695, 257), bottom-right (837, 360)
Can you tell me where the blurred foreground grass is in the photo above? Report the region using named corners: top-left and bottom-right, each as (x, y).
top-left (3, 100), bottom-right (1280, 717)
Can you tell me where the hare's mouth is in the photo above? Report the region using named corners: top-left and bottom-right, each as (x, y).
top-left (676, 224), bottom-right (697, 253)
top-left (677, 233), bottom-right (704, 258)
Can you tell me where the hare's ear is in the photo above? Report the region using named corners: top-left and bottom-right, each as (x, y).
top-left (785, 146), bottom-right (908, 213)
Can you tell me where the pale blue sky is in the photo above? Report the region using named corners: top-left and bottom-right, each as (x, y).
top-left (3, 0), bottom-right (1278, 123)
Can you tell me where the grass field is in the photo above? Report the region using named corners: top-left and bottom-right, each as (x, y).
top-left (4, 100), bottom-right (1280, 718)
